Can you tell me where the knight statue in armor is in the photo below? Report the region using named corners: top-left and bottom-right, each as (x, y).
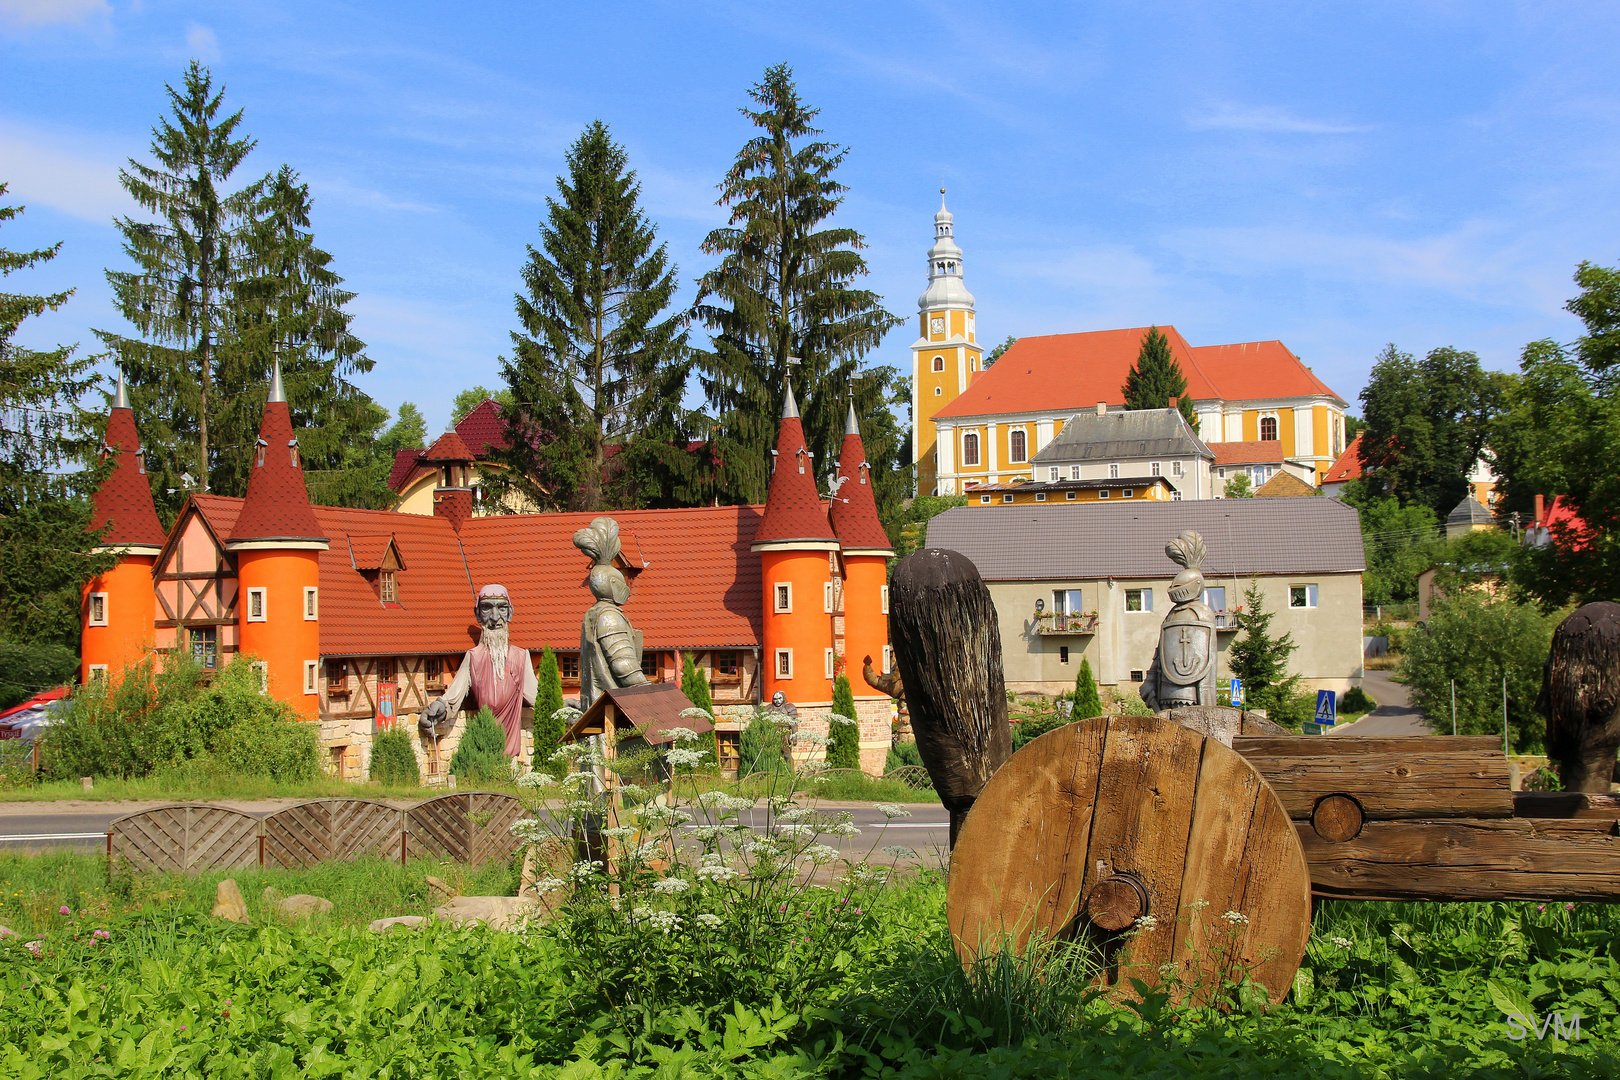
top-left (1141, 531), bottom-right (1217, 712)
top-left (573, 517), bottom-right (648, 711)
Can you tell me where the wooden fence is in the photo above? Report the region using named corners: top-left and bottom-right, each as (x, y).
top-left (107, 792), bottom-right (526, 875)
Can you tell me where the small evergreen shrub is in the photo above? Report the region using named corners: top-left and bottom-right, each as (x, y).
top-left (1071, 657), bottom-right (1103, 720)
top-left (827, 674), bottom-right (861, 770)
top-left (447, 706), bottom-right (509, 783)
top-left (739, 708), bottom-right (788, 777)
top-left (533, 648), bottom-right (566, 769)
top-left (680, 651), bottom-right (720, 767)
top-left (1341, 685), bottom-right (1375, 714)
top-left (885, 739), bottom-right (923, 771)
top-left (369, 727), bottom-right (421, 787)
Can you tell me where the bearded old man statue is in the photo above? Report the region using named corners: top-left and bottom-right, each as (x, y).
top-left (420, 583), bottom-right (537, 759)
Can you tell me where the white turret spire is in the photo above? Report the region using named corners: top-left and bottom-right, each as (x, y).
top-left (918, 188), bottom-right (976, 312)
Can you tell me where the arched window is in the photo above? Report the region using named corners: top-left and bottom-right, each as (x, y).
top-left (1260, 416), bottom-right (1278, 441)
top-left (932, 355), bottom-right (945, 372)
top-left (1009, 429), bottom-right (1028, 463)
top-left (962, 432), bottom-right (980, 466)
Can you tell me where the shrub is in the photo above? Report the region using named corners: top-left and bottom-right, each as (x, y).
top-left (1341, 685), bottom-right (1375, 714)
top-left (1071, 657), bottom-right (1103, 720)
top-left (532, 648), bottom-right (566, 767)
top-left (1113, 691), bottom-right (1154, 716)
top-left (885, 739), bottom-right (923, 771)
top-left (368, 727), bottom-right (420, 787)
top-left (0, 638), bottom-right (77, 711)
top-left (739, 707), bottom-right (788, 776)
top-left (828, 674), bottom-right (861, 769)
top-left (447, 706), bottom-right (508, 783)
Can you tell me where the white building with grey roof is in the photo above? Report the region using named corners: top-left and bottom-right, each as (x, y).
top-left (1027, 406), bottom-right (1216, 499)
top-left (927, 498), bottom-right (1367, 698)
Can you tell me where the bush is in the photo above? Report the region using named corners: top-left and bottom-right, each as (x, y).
top-left (1113, 691), bottom-right (1154, 716)
top-left (0, 638), bottom-right (78, 711)
top-left (739, 707), bottom-right (788, 776)
top-left (1342, 685), bottom-right (1375, 714)
top-left (447, 706), bottom-right (508, 783)
top-left (1071, 656), bottom-right (1103, 720)
top-left (885, 739), bottom-right (923, 771)
top-left (40, 656), bottom-right (317, 782)
top-left (368, 726), bottom-right (420, 787)
top-left (1254, 679), bottom-right (1315, 730)
top-left (828, 674), bottom-right (861, 769)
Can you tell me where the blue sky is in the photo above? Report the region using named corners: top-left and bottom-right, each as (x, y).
top-left (4, 0), bottom-right (1619, 436)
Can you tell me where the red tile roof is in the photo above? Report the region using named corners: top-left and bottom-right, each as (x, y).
top-left (1213, 441), bottom-right (1291, 466)
top-left (454, 399), bottom-right (510, 456)
top-left (754, 414), bottom-right (838, 545)
top-left (90, 406), bottom-right (166, 550)
top-left (347, 534), bottom-right (397, 571)
top-left (388, 449), bottom-right (426, 492)
top-left (422, 430), bottom-right (475, 463)
top-left (935, 326), bottom-right (1345, 420)
top-left (1323, 434), bottom-right (1364, 485)
top-left (829, 421), bottom-right (893, 553)
top-left (229, 401), bottom-right (326, 545)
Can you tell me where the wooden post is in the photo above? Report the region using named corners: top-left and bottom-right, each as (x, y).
top-left (400, 830), bottom-right (408, 866)
top-left (258, 833), bottom-right (265, 868)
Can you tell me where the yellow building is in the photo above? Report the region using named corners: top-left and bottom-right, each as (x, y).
top-left (967, 476), bottom-right (1180, 506)
top-left (910, 193), bottom-right (984, 496)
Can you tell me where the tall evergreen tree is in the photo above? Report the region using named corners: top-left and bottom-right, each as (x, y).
top-left (0, 186), bottom-right (116, 647)
top-left (1228, 580), bottom-right (1297, 699)
top-left (492, 121), bottom-right (690, 514)
top-left (694, 63), bottom-right (902, 505)
top-left (534, 647), bottom-right (566, 768)
top-left (1122, 326), bottom-right (1197, 429)
top-left (828, 673), bottom-right (860, 770)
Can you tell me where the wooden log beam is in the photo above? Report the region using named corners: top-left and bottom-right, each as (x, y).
top-left (1300, 817), bottom-right (1620, 902)
top-left (1235, 736), bottom-right (1512, 820)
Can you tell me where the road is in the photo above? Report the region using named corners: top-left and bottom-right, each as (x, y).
top-left (1329, 669), bottom-right (1433, 737)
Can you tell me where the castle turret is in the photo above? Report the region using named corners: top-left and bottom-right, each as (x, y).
top-left (829, 404), bottom-right (896, 773)
top-left (81, 371), bottom-right (166, 684)
top-left (227, 361), bottom-right (327, 716)
top-left (751, 382), bottom-right (838, 713)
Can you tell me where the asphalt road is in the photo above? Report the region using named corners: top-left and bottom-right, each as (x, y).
top-left (1328, 669), bottom-right (1433, 737)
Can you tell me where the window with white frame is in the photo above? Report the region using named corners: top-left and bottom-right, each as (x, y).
top-left (823, 581), bottom-right (834, 613)
top-left (1002, 493), bottom-right (1014, 503)
top-left (1009, 429), bottom-right (1028, 463)
top-left (251, 661), bottom-right (269, 693)
top-left (775, 648), bottom-right (793, 679)
top-left (934, 386), bottom-right (942, 396)
top-left (1122, 488), bottom-right (1135, 499)
top-left (1109, 462), bottom-right (1119, 479)
top-left (1065, 491), bottom-right (1077, 500)
top-left (980, 494), bottom-right (992, 504)
top-left (303, 587), bottom-right (319, 620)
top-left (1202, 586), bottom-right (1227, 612)
top-left (774, 582), bottom-right (792, 613)
top-left (880, 585), bottom-right (890, 614)
top-left (88, 592), bottom-right (108, 627)
top-left (882, 645), bottom-right (893, 674)
top-left (961, 432), bottom-right (980, 466)
top-left (1035, 492), bottom-right (1047, 501)
top-left (246, 587), bottom-right (267, 622)
top-left (1069, 464), bottom-right (1080, 480)
top-left (1260, 415), bottom-right (1279, 441)
top-left (1151, 462), bottom-right (1161, 475)
top-left (1172, 490), bottom-right (1182, 501)
top-left (1098, 489), bottom-right (1110, 499)
top-left (304, 660), bottom-right (319, 694)
top-left (1171, 460), bottom-right (1183, 477)
top-left (1048, 467), bottom-right (1059, 482)
top-left (932, 355), bottom-right (945, 372)
top-left (824, 648), bottom-right (835, 679)
top-left (1289, 584), bottom-right (1319, 609)
top-left (1125, 588), bottom-right (1153, 612)
top-left (88, 664), bottom-right (108, 681)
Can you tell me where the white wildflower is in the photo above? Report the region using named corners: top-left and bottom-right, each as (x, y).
top-left (827, 713), bottom-right (858, 727)
top-left (617, 783), bottom-right (646, 799)
top-left (645, 910), bottom-right (682, 934)
top-left (844, 863), bottom-right (888, 885)
top-left (695, 863), bottom-right (741, 882)
top-left (873, 803), bottom-right (912, 819)
top-left (769, 795), bottom-right (798, 812)
top-left (601, 826), bottom-right (636, 840)
top-left (652, 877), bottom-right (691, 894)
top-left (803, 844), bottom-right (839, 865)
top-left (1221, 910), bottom-right (1249, 926)
top-left (516, 771), bottom-right (558, 788)
top-left (826, 822), bottom-right (861, 838)
top-left (509, 820), bottom-right (548, 843)
top-left (691, 826), bottom-right (726, 843)
top-left (569, 860), bottom-right (601, 882)
top-left (664, 726), bottom-right (702, 743)
top-left (695, 913), bottom-right (724, 929)
top-left (665, 747), bottom-right (709, 768)
top-left (774, 823), bottom-right (815, 839)
top-left (792, 732), bottom-right (828, 747)
top-left (558, 772), bottom-right (593, 790)
top-left (1132, 914), bottom-right (1160, 932)
top-left (678, 707), bottom-right (715, 723)
top-left (551, 706), bottom-right (583, 724)
top-left (630, 841), bottom-right (666, 862)
top-left (549, 743), bottom-right (585, 762)
top-left (531, 876), bottom-right (568, 895)
top-left (630, 906), bottom-right (653, 918)
top-left (564, 799), bottom-right (599, 816)
top-left (881, 845), bottom-right (914, 859)
top-left (1331, 936), bottom-right (1353, 949)
top-left (777, 807), bottom-right (815, 823)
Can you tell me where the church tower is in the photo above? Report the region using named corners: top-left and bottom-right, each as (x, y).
top-left (912, 191), bottom-right (982, 496)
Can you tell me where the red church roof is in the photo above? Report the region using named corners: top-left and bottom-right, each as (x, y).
top-left (829, 406), bottom-right (893, 554)
top-left (753, 388), bottom-right (838, 547)
top-left (228, 370), bottom-right (326, 547)
top-left (1189, 340), bottom-right (1343, 404)
top-left (1213, 441), bottom-right (1294, 466)
top-left (1323, 434), bottom-right (1364, 485)
top-left (90, 382), bottom-right (166, 552)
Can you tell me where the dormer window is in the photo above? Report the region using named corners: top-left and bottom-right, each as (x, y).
top-left (380, 571), bottom-right (398, 603)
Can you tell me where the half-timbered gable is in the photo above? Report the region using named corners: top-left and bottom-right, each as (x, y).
top-left (152, 496), bottom-right (242, 668)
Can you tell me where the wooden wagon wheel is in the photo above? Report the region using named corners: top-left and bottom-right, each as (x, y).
top-left (947, 714), bottom-right (1311, 1008)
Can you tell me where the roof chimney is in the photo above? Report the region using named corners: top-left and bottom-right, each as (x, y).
top-left (1168, 396), bottom-right (1178, 409)
top-left (1096, 402), bottom-right (1107, 416)
top-left (1534, 493), bottom-right (1545, 526)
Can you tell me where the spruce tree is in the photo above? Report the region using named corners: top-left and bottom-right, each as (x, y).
top-left (447, 706), bottom-right (509, 783)
top-left (679, 651), bottom-right (721, 765)
top-left (533, 647), bottom-right (566, 767)
top-left (1072, 657), bottom-right (1103, 720)
top-left (0, 186), bottom-right (117, 647)
top-left (694, 63), bottom-right (902, 505)
top-left (1228, 580), bottom-right (1297, 699)
top-left (828, 673), bottom-right (861, 770)
top-left (1122, 326), bottom-right (1197, 430)
top-left (492, 121), bottom-right (690, 513)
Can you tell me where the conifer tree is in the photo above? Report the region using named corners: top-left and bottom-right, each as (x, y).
top-left (1122, 326), bottom-right (1197, 430)
top-left (533, 647), bottom-right (566, 768)
top-left (679, 651), bottom-right (720, 765)
top-left (0, 186), bottom-right (116, 647)
top-left (493, 121), bottom-right (690, 513)
top-left (828, 673), bottom-right (860, 770)
top-left (447, 706), bottom-right (509, 783)
top-left (1072, 657), bottom-right (1103, 720)
top-left (694, 63), bottom-right (902, 505)
top-left (1228, 580), bottom-right (1297, 699)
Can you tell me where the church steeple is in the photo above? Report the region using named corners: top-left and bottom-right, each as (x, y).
top-left (911, 191), bottom-right (984, 497)
top-left (918, 190), bottom-right (976, 312)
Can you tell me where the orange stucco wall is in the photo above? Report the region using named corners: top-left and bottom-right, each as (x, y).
top-left (843, 554), bottom-right (891, 698)
top-left (236, 549), bottom-right (321, 718)
top-left (80, 554), bottom-right (157, 684)
top-left (760, 548), bottom-right (833, 707)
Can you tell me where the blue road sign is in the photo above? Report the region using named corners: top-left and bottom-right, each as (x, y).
top-left (1315, 689), bottom-right (1337, 726)
top-left (1230, 678), bottom-right (1244, 707)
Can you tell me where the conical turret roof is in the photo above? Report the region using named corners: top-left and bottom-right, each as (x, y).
top-left (752, 382), bottom-right (837, 548)
top-left (829, 405), bottom-right (893, 554)
top-left (89, 371), bottom-right (166, 552)
top-left (228, 362), bottom-right (327, 548)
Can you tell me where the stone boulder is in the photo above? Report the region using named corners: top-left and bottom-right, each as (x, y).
top-left (275, 894), bottom-right (334, 919)
top-left (212, 879), bottom-right (250, 924)
top-left (433, 895), bottom-right (541, 931)
top-left (424, 875), bottom-right (456, 902)
top-left (369, 915), bottom-right (427, 933)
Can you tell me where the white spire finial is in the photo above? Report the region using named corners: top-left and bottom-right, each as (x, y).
top-left (845, 401), bottom-right (859, 436)
top-left (782, 378), bottom-right (799, 420)
top-left (112, 369), bottom-right (129, 410)
top-left (268, 358), bottom-right (286, 404)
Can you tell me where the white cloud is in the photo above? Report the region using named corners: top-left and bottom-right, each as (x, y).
top-left (1187, 103), bottom-right (1374, 135)
top-left (185, 22), bottom-right (218, 61)
top-left (0, 124), bottom-right (133, 222)
top-left (0, 0), bottom-right (108, 28)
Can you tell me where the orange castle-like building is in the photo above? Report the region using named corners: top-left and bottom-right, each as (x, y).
top-left (81, 368), bottom-right (896, 778)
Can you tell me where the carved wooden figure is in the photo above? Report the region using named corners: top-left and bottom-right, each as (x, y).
top-left (1541, 601), bottom-right (1620, 792)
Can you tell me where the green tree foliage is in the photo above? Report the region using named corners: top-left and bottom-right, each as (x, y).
top-left (1339, 480), bottom-right (1443, 606)
top-left (0, 186), bottom-right (116, 648)
top-left (679, 651), bottom-right (720, 765)
top-left (889, 494), bottom-right (968, 558)
top-left (1223, 473), bottom-right (1254, 499)
top-left (1122, 326), bottom-right (1197, 430)
top-left (694, 64), bottom-right (901, 506)
top-left (1488, 339), bottom-right (1589, 525)
top-left (378, 403), bottom-right (427, 455)
top-left (0, 639), bottom-right (77, 710)
top-left (984, 336), bottom-right (1018, 369)
top-left (1400, 589), bottom-right (1559, 751)
top-left (1429, 529), bottom-right (1521, 596)
top-left (492, 121), bottom-right (691, 514)
top-left (368, 727), bottom-right (420, 787)
top-left (1357, 343), bottom-right (1497, 520)
top-left (98, 63), bottom-right (380, 514)
top-left (1228, 580), bottom-right (1297, 702)
top-left (1071, 657), bottom-right (1103, 720)
top-left (41, 656), bottom-right (317, 781)
top-left (447, 706), bottom-right (509, 783)
top-left (451, 387), bottom-right (515, 427)
top-left (739, 707), bottom-right (788, 776)
top-left (534, 647), bottom-right (567, 768)
top-left (828, 674), bottom-right (860, 770)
